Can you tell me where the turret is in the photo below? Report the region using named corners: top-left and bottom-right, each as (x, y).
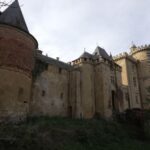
top-left (0, 0), bottom-right (38, 121)
top-left (130, 44), bottom-right (150, 109)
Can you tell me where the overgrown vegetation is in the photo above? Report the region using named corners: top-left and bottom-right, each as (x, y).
top-left (0, 116), bottom-right (149, 150)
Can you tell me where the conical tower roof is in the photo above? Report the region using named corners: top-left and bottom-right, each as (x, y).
top-left (0, 0), bottom-right (29, 32)
top-left (93, 46), bottom-right (111, 60)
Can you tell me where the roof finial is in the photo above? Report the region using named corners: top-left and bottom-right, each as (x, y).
top-left (84, 48), bottom-right (86, 52)
top-left (130, 41), bottom-right (137, 52)
top-left (109, 52), bottom-right (113, 60)
top-left (132, 41), bottom-right (136, 47)
top-left (131, 41), bottom-right (136, 48)
top-left (110, 52), bottom-right (112, 57)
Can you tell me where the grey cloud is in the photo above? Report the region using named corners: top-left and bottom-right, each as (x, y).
top-left (16, 0), bottom-right (150, 61)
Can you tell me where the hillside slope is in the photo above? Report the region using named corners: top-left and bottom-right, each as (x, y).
top-left (0, 117), bottom-right (149, 150)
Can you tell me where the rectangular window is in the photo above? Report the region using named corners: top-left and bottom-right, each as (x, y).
top-left (133, 77), bottom-right (137, 87)
top-left (59, 68), bottom-right (62, 74)
top-left (42, 90), bottom-right (46, 97)
top-left (45, 64), bottom-right (48, 70)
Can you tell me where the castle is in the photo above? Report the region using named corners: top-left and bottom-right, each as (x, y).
top-left (0, 0), bottom-right (150, 121)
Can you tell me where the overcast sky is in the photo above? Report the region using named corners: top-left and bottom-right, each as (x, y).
top-left (5, 0), bottom-right (150, 61)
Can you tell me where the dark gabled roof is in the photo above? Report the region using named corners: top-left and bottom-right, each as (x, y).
top-left (36, 53), bottom-right (72, 70)
top-left (0, 0), bottom-right (29, 32)
top-left (93, 46), bottom-right (111, 60)
top-left (80, 51), bottom-right (93, 59)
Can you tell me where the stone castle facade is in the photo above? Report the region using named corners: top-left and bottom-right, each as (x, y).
top-left (0, 0), bottom-right (150, 121)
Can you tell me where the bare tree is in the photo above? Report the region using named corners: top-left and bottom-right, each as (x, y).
top-left (0, 0), bottom-right (13, 11)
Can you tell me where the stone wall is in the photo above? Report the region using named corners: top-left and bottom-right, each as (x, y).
top-left (115, 57), bottom-right (141, 109)
top-left (69, 70), bottom-right (82, 118)
top-left (0, 68), bottom-right (32, 121)
top-left (95, 62), bottom-right (113, 117)
top-left (132, 49), bottom-right (150, 109)
top-left (0, 25), bottom-right (37, 75)
top-left (122, 85), bottom-right (130, 110)
top-left (0, 25), bottom-right (37, 121)
top-left (101, 63), bottom-right (114, 117)
top-left (31, 64), bottom-right (69, 117)
top-left (78, 63), bottom-right (95, 118)
top-left (111, 66), bottom-right (124, 112)
top-left (94, 63), bottom-right (105, 117)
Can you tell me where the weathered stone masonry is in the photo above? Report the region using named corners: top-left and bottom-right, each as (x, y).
top-left (0, 0), bottom-right (149, 121)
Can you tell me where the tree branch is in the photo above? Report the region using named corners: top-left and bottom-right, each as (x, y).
top-left (0, 0), bottom-right (13, 11)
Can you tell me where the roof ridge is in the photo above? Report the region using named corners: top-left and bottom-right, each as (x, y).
top-left (36, 54), bottom-right (72, 70)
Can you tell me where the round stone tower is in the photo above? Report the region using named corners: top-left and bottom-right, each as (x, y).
top-left (131, 45), bottom-right (150, 109)
top-left (0, 0), bottom-right (38, 121)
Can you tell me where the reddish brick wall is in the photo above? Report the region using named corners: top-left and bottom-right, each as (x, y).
top-left (0, 25), bottom-right (37, 75)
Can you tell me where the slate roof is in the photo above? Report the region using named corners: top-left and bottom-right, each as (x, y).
top-left (93, 46), bottom-right (111, 60)
top-left (74, 46), bottom-right (113, 62)
top-left (80, 51), bottom-right (93, 59)
top-left (0, 0), bottom-right (29, 32)
top-left (36, 53), bottom-right (72, 70)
